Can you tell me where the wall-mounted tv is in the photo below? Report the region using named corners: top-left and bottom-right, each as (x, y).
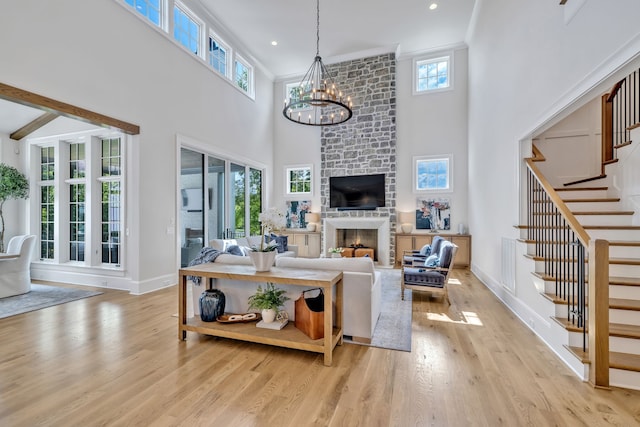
top-left (330, 174), bottom-right (385, 210)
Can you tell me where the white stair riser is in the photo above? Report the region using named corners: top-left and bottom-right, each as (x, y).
top-left (565, 201), bottom-right (622, 211)
top-left (587, 229), bottom-right (640, 240)
top-left (574, 215), bottom-right (633, 226)
top-left (609, 245), bottom-right (640, 258)
top-left (610, 368), bottom-right (640, 391)
top-left (610, 336), bottom-right (640, 356)
top-left (610, 309), bottom-right (640, 326)
top-left (608, 264), bottom-right (640, 277)
top-left (610, 284), bottom-right (640, 300)
top-left (568, 330), bottom-right (587, 348)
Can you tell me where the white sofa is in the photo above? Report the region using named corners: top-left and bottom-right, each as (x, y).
top-left (276, 257), bottom-right (382, 343)
top-left (209, 237), bottom-right (298, 259)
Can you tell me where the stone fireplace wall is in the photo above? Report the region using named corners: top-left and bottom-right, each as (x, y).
top-left (321, 52), bottom-right (397, 264)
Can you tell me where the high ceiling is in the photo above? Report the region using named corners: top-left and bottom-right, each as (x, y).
top-left (199, 0), bottom-right (477, 78)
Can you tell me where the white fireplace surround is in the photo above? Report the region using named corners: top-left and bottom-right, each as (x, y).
top-left (324, 217), bottom-right (391, 267)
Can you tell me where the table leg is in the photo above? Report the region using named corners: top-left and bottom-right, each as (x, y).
top-left (335, 277), bottom-right (343, 346)
top-left (323, 283), bottom-right (333, 366)
top-left (179, 274), bottom-right (187, 340)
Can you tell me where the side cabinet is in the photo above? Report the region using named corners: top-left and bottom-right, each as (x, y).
top-left (395, 233), bottom-right (471, 268)
top-left (282, 230), bottom-right (321, 258)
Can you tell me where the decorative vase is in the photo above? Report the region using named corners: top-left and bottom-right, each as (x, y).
top-left (331, 253), bottom-right (341, 258)
top-left (199, 289), bottom-right (226, 322)
top-left (262, 308), bottom-right (277, 323)
top-left (248, 251), bottom-right (277, 272)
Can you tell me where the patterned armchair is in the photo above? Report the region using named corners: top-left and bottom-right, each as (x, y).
top-left (401, 239), bottom-right (458, 305)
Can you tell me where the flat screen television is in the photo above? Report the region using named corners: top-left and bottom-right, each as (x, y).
top-left (330, 174), bottom-right (385, 210)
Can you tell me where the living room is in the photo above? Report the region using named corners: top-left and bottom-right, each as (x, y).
top-left (2, 0), bottom-right (640, 424)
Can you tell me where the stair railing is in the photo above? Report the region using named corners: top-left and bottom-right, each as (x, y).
top-left (525, 157), bottom-right (610, 388)
top-left (602, 68), bottom-right (640, 170)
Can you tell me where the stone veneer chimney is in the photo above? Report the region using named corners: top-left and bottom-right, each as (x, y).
top-left (320, 52), bottom-right (397, 264)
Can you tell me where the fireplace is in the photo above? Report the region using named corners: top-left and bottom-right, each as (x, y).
top-left (324, 217), bottom-right (390, 266)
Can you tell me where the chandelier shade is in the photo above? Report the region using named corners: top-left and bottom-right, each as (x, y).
top-left (282, 0), bottom-right (353, 126)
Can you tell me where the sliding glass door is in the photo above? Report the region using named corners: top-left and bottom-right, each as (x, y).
top-left (179, 147), bottom-right (264, 265)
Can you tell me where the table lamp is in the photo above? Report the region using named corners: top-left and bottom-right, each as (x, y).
top-left (305, 212), bottom-right (320, 231)
top-left (398, 211), bottom-right (414, 233)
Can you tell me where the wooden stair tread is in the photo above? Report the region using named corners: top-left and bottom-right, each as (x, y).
top-left (521, 238), bottom-right (640, 247)
top-left (583, 225), bottom-right (640, 230)
top-left (614, 141), bottom-right (632, 149)
top-left (610, 352), bottom-right (640, 373)
top-left (628, 122), bottom-right (640, 131)
top-left (561, 198), bottom-right (620, 203)
top-left (610, 323), bottom-right (640, 339)
top-left (566, 346), bottom-right (589, 363)
top-left (563, 174), bottom-right (607, 186)
top-left (526, 254), bottom-right (640, 265)
top-left (554, 187), bottom-right (608, 192)
top-left (570, 211), bottom-right (634, 216)
top-left (609, 241), bottom-right (640, 247)
top-left (552, 317), bottom-right (585, 333)
top-left (545, 294), bottom-right (640, 311)
top-left (610, 276), bottom-right (640, 286)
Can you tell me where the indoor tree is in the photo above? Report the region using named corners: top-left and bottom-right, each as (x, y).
top-left (0, 163), bottom-right (29, 252)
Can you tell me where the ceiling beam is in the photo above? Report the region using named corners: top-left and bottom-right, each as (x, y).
top-left (10, 111), bottom-right (59, 140)
top-left (0, 82), bottom-right (140, 135)
top-left (559, 0), bottom-right (568, 4)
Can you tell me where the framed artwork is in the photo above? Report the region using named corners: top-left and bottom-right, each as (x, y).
top-left (416, 198), bottom-right (451, 231)
top-left (285, 164), bottom-right (312, 196)
top-left (286, 200), bottom-right (311, 229)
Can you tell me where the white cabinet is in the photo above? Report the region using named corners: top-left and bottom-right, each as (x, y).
top-left (283, 230), bottom-right (321, 258)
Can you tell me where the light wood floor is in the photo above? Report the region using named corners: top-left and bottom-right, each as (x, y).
top-left (2, 271), bottom-right (640, 426)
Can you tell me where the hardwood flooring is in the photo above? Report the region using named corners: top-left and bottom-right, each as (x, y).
top-left (1, 271), bottom-right (640, 426)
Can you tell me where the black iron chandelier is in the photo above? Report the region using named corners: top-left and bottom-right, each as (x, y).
top-left (282, 0), bottom-right (353, 126)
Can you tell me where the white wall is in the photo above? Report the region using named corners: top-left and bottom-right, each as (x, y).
top-left (533, 97), bottom-right (601, 187)
top-left (0, 134), bottom-right (24, 248)
top-left (0, 0), bottom-right (274, 292)
top-left (396, 48), bottom-right (469, 233)
top-left (467, 0), bottom-right (640, 322)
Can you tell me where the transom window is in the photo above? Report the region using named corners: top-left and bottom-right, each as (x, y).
top-left (209, 34), bottom-right (230, 77)
top-left (125, 0), bottom-right (162, 27)
top-left (173, 2), bottom-right (202, 57)
top-left (414, 155), bottom-right (453, 192)
top-left (413, 52), bottom-right (453, 94)
top-left (235, 56), bottom-right (253, 95)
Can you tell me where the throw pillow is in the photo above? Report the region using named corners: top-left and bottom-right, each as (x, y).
top-left (419, 244), bottom-right (432, 256)
top-left (425, 254), bottom-right (440, 267)
top-left (225, 244), bottom-right (245, 256)
top-left (268, 233), bottom-right (288, 253)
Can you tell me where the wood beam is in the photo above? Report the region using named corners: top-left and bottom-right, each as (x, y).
top-left (559, 0), bottom-right (568, 4)
top-left (0, 82), bottom-right (140, 135)
top-left (9, 112), bottom-right (58, 140)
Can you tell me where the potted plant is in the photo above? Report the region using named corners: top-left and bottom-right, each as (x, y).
top-left (249, 207), bottom-right (286, 271)
top-left (0, 163), bottom-right (29, 253)
top-left (328, 247), bottom-right (344, 258)
top-left (247, 282), bottom-right (289, 323)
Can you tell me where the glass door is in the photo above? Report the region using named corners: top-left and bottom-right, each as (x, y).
top-left (207, 156), bottom-right (225, 241)
top-left (229, 163), bottom-right (246, 238)
top-left (180, 148), bottom-right (204, 267)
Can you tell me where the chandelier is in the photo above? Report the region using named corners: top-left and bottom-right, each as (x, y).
top-left (282, 0), bottom-right (353, 126)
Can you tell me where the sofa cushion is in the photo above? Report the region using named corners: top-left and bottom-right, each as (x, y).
top-left (424, 254), bottom-right (439, 267)
top-left (267, 233), bottom-right (288, 253)
top-left (276, 256), bottom-right (375, 277)
top-left (225, 244), bottom-right (248, 256)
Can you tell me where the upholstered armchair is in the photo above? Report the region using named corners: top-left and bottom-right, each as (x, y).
top-left (402, 235), bottom-right (445, 267)
top-left (0, 235), bottom-right (36, 298)
top-left (401, 239), bottom-right (458, 304)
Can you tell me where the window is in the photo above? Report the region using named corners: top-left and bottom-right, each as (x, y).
top-left (235, 56), bottom-right (253, 96)
top-left (285, 165), bottom-right (312, 196)
top-left (413, 52), bottom-right (453, 94)
top-left (173, 2), bottom-right (202, 57)
top-left (209, 34), bottom-right (230, 77)
top-left (284, 81), bottom-right (312, 112)
top-left (32, 132), bottom-right (125, 268)
top-left (124, 0), bottom-right (163, 28)
top-left (414, 155), bottom-right (453, 192)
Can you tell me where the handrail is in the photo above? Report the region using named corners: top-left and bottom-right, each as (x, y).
top-left (526, 158), bottom-right (590, 246)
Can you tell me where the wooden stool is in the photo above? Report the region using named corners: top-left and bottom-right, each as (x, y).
top-left (341, 247), bottom-right (355, 257)
top-left (354, 248), bottom-right (374, 258)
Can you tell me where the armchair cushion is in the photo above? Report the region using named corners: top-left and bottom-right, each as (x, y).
top-left (403, 267), bottom-right (446, 288)
top-left (419, 244), bottom-right (432, 256)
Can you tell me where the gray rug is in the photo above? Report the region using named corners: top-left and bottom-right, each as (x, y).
top-left (0, 284), bottom-right (103, 319)
top-left (347, 268), bottom-right (412, 352)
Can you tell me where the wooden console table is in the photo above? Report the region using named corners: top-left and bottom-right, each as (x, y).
top-left (178, 263), bottom-right (343, 366)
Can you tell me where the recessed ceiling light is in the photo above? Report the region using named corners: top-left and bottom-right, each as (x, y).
top-left (429, 3), bottom-right (438, 10)
top-left (271, 41), bottom-right (278, 46)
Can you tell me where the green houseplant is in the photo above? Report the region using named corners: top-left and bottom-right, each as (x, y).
top-left (0, 163), bottom-right (29, 253)
top-left (247, 282), bottom-right (289, 323)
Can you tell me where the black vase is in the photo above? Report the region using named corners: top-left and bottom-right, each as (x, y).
top-left (199, 289), bottom-right (226, 322)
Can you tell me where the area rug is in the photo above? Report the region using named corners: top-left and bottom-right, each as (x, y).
top-left (0, 284), bottom-right (103, 320)
top-left (346, 268), bottom-right (412, 352)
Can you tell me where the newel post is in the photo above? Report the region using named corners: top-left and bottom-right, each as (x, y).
top-left (588, 239), bottom-right (610, 389)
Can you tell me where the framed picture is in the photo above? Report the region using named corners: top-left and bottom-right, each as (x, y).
top-left (286, 200), bottom-right (311, 229)
top-left (416, 198), bottom-right (451, 230)
top-left (285, 164), bottom-right (312, 196)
